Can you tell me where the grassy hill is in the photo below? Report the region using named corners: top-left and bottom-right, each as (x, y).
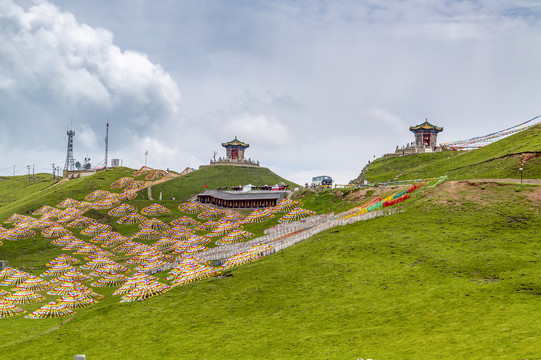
top-left (0, 165), bottom-right (300, 266)
top-left (0, 180), bottom-right (539, 359)
top-left (149, 165), bottom-right (299, 202)
top-left (358, 124), bottom-right (541, 183)
top-left (0, 165), bottom-right (297, 221)
top-left (0, 174), bottom-right (54, 209)
top-left (0, 168), bottom-right (135, 221)
top-left (0, 160), bottom-right (540, 358)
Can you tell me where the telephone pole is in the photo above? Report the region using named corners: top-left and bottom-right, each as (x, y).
top-left (26, 165), bottom-right (31, 184)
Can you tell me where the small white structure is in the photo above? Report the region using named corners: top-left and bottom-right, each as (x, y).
top-left (242, 184), bottom-right (255, 192)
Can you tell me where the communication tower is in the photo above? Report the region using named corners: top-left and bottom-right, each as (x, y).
top-left (104, 122), bottom-right (109, 169)
top-left (64, 129), bottom-right (76, 172)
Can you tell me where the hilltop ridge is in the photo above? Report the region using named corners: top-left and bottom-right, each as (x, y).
top-left (0, 165), bottom-right (298, 221)
top-left (351, 123), bottom-right (541, 183)
top-left (149, 165), bottom-right (298, 202)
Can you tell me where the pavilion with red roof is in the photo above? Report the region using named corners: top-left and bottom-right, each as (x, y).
top-left (409, 119), bottom-right (443, 148)
top-left (206, 137), bottom-right (260, 167)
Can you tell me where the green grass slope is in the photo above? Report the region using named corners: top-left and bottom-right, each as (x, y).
top-left (0, 165), bottom-right (300, 266)
top-left (150, 165), bottom-right (299, 202)
top-left (293, 187), bottom-right (396, 214)
top-left (362, 124), bottom-right (541, 182)
top-left (0, 180), bottom-right (540, 359)
top-left (0, 168), bottom-right (136, 267)
top-left (0, 167), bottom-right (134, 221)
top-left (0, 174), bottom-right (54, 208)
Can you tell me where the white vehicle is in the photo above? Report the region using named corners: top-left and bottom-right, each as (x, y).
top-left (311, 175), bottom-right (333, 187)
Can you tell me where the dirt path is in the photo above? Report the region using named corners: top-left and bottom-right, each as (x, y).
top-left (468, 178), bottom-right (541, 185)
top-left (51, 178), bottom-right (69, 187)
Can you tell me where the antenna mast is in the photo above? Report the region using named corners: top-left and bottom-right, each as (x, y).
top-left (64, 129), bottom-right (76, 172)
top-left (104, 122), bottom-right (109, 169)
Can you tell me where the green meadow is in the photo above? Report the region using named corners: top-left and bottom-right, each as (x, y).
top-left (0, 125), bottom-right (539, 359)
top-left (0, 181), bottom-right (539, 359)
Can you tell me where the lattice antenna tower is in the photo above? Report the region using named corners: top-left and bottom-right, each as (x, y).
top-left (104, 122), bottom-right (109, 169)
top-left (64, 129), bottom-right (76, 172)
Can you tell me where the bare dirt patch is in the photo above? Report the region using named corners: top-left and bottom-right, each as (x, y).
top-left (522, 152), bottom-right (541, 164)
top-left (435, 180), bottom-right (504, 205)
top-left (345, 186), bottom-right (407, 202)
top-left (434, 180), bottom-right (541, 209)
top-left (438, 181), bottom-right (477, 202)
top-left (530, 186), bottom-right (541, 205)
top-left (345, 188), bottom-right (369, 201)
top-left (442, 181), bottom-right (464, 198)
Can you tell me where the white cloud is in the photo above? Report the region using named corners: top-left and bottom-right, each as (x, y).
top-left (120, 136), bottom-right (202, 173)
top-left (0, 0), bottom-right (182, 169)
top-left (77, 124), bottom-right (98, 149)
top-left (223, 114), bottom-right (290, 147)
top-left (365, 108), bottom-right (403, 130)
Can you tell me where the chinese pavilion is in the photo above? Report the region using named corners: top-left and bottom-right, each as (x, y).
top-left (222, 137), bottom-right (249, 161)
top-left (409, 119), bottom-right (443, 148)
top-left (205, 136), bottom-right (260, 168)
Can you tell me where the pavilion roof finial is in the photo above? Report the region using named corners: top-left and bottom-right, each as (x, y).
top-left (222, 137), bottom-right (249, 148)
top-left (410, 119), bottom-right (443, 132)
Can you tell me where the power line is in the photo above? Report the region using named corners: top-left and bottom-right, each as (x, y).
top-left (0, 164), bottom-right (63, 177)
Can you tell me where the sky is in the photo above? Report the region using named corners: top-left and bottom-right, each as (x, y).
top-left (1, 0), bottom-right (540, 184)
